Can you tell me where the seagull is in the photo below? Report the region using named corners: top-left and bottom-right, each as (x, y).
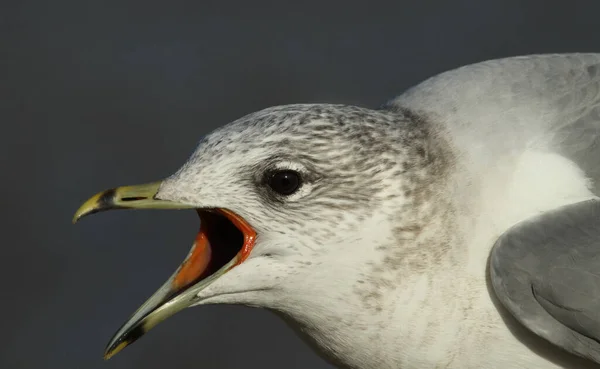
top-left (74, 53), bottom-right (600, 368)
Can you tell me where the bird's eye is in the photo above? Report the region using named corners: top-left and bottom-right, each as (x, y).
top-left (268, 170), bottom-right (301, 196)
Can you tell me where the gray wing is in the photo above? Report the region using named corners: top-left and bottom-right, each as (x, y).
top-left (386, 53), bottom-right (600, 194)
top-left (490, 199), bottom-right (600, 363)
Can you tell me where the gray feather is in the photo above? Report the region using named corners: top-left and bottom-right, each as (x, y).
top-left (490, 199), bottom-right (600, 363)
top-left (387, 53), bottom-right (600, 194)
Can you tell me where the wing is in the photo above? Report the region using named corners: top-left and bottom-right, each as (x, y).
top-left (490, 199), bottom-right (600, 363)
top-left (386, 53), bottom-right (600, 194)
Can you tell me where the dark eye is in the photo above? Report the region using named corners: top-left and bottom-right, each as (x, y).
top-left (268, 170), bottom-right (301, 196)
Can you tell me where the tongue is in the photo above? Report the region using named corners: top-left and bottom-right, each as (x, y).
top-left (172, 225), bottom-right (212, 291)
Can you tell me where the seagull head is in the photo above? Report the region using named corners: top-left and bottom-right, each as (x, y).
top-left (74, 104), bottom-right (441, 361)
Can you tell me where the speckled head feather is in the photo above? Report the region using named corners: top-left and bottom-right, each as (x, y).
top-left (160, 103), bottom-right (454, 233)
top-left (152, 103), bottom-right (461, 368)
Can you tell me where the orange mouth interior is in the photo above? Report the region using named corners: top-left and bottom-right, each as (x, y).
top-left (171, 209), bottom-right (256, 292)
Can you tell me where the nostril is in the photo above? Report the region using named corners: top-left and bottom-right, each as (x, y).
top-left (121, 197), bottom-right (147, 202)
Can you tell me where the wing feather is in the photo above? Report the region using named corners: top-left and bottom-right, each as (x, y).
top-left (387, 53), bottom-right (600, 193)
top-left (490, 199), bottom-right (600, 363)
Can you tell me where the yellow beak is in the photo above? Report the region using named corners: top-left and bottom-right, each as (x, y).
top-left (73, 181), bottom-right (195, 224)
top-left (73, 181), bottom-right (199, 359)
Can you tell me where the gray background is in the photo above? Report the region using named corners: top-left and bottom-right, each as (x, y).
top-left (2, 0), bottom-right (598, 368)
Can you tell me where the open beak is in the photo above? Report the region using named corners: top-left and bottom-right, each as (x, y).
top-left (73, 181), bottom-right (256, 360)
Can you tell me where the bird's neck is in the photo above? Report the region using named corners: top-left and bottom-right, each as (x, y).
top-left (269, 262), bottom-right (470, 369)
top-left (266, 209), bottom-right (464, 368)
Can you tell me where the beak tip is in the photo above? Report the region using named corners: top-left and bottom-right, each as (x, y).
top-left (103, 321), bottom-right (149, 360)
top-left (73, 193), bottom-right (103, 224)
top-left (103, 346), bottom-right (121, 361)
top-left (103, 351), bottom-right (117, 361)
top-left (103, 346), bottom-right (114, 360)
top-left (103, 339), bottom-right (128, 361)
top-left (72, 209), bottom-right (89, 224)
